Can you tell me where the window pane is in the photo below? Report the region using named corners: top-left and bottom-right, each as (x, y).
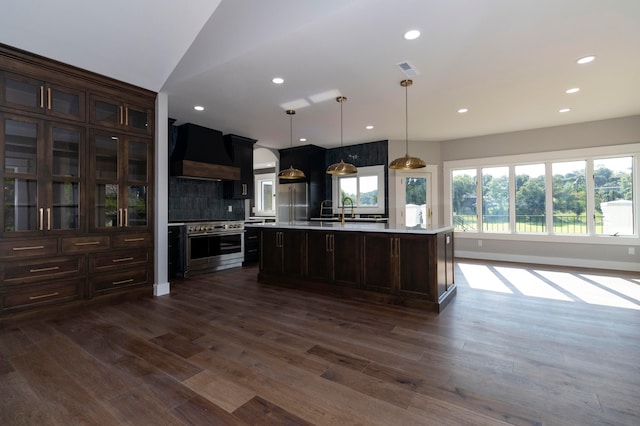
top-left (515, 164), bottom-right (546, 233)
top-left (452, 169), bottom-right (477, 231)
top-left (358, 175), bottom-right (378, 206)
top-left (594, 157), bottom-right (633, 235)
top-left (552, 161), bottom-right (586, 234)
top-left (482, 167), bottom-right (509, 232)
top-left (339, 177), bottom-right (357, 206)
top-left (261, 180), bottom-right (273, 211)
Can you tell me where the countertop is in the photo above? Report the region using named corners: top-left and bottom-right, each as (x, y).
top-left (309, 217), bottom-right (388, 223)
top-left (244, 221), bottom-right (454, 235)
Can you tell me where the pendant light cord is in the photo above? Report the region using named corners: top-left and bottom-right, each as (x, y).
top-left (405, 81), bottom-right (409, 156)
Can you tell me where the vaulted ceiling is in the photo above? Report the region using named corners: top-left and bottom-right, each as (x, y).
top-left (2, 0), bottom-right (639, 149)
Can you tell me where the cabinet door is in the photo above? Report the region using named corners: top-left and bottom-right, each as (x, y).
top-left (306, 231), bottom-right (332, 280)
top-left (260, 229), bottom-right (282, 274)
top-left (49, 122), bottom-right (83, 232)
top-left (124, 137), bottom-right (150, 228)
top-left (332, 231), bottom-right (361, 287)
top-left (397, 234), bottom-right (433, 298)
top-left (362, 233), bottom-right (393, 292)
top-left (224, 137), bottom-right (255, 199)
top-left (91, 131), bottom-right (120, 230)
top-left (0, 72), bottom-right (85, 121)
top-left (1, 114), bottom-right (45, 234)
top-left (89, 94), bottom-right (151, 134)
top-left (282, 230), bottom-right (305, 277)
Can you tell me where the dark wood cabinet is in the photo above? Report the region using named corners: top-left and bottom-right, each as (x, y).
top-left (307, 230), bottom-right (360, 287)
top-left (0, 44), bottom-right (155, 318)
top-left (258, 225), bottom-right (456, 312)
top-left (224, 134), bottom-right (256, 199)
top-left (244, 227), bottom-right (260, 264)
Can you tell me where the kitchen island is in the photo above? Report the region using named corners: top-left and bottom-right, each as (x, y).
top-left (247, 221), bottom-right (456, 312)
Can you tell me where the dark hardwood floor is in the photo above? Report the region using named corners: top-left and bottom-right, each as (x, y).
top-left (1, 260), bottom-right (639, 425)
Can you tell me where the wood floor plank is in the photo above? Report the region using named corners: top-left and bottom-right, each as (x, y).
top-left (1, 261), bottom-right (638, 425)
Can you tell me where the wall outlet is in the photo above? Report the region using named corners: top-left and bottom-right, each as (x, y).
top-left (478, 240), bottom-right (483, 247)
top-left (228, 205), bottom-right (232, 212)
top-left (629, 247), bottom-right (636, 255)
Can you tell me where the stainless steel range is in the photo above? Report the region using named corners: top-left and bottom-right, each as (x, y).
top-left (170, 220), bottom-right (245, 277)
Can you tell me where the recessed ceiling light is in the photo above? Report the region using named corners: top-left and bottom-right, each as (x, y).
top-left (559, 108), bottom-right (571, 113)
top-left (299, 138), bottom-right (307, 142)
top-left (193, 105), bottom-right (204, 111)
top-left (272, 77), bottom-right (284, 84)
top-left (576, 55), bottom-right (595, 64)
top-left (457, 108), bottom-right (468, 114)
top-left (365, 125), bottom-right (374, 130)
top-left (565, 87), bottom-right (580, 94)
top-left (404, 30), bottom-right (421, 40)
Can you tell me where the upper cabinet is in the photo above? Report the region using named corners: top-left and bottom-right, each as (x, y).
top-left (224, 134), bottom-right (256, 199)
top-left (89, 93), bottom-right (153, 135)
top-left (0, 71), bottom-right (86, 122)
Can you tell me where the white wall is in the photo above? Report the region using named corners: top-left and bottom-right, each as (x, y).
top-left (437, 115), bottom-right (640, 271)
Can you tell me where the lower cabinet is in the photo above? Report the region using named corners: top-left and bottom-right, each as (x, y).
top-left (0, 233), bottom-right (153, 318)
top-left (244, 227), bottom-right (260, 264)
top-left (258, 227), bottom-right (456, 312)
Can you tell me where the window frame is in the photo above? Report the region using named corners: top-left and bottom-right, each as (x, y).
top-left (331, 165), bottom-right (385, 215)
top-left (444, 143), bottom-right (639, 245)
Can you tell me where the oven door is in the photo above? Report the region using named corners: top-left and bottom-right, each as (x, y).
top-left (186, 231), bottom-right (244, 275)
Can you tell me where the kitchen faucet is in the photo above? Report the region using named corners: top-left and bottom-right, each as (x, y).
top-left (341, 196), bottom-right (354, 224)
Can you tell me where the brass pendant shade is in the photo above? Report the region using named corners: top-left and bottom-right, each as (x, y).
top-left (389, 79), bottom-right (426, 170)
top-left (327, 96), bottom-right (357, 175)
top-left (278, 109), bottom-right (306, 180)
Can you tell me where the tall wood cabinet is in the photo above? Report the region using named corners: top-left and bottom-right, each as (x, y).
top-left (0, 44), bottom-right (155, 318)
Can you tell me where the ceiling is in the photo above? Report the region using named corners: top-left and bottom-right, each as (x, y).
top-left (2, 0), bottom-right (640, 150)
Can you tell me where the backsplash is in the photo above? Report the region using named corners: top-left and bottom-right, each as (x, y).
top-left (168, 177), bottom-right (245, 221)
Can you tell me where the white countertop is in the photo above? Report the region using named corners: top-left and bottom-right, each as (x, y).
top-left (245, 221), bottom-right (453, 235)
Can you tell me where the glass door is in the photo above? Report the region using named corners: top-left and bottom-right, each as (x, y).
top-left (395, 168), bottom-right (437, 229)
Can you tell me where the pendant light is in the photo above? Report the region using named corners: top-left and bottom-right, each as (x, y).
top-left (326, 96), bottom-right (357, 175)
top-left (278, 109), bottom-right (306, 180)
top-left (389, 79), bottom-right (426, 170)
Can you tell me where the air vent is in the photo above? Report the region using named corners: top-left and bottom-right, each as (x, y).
top-left (397, 61), bottom-right (418, 77)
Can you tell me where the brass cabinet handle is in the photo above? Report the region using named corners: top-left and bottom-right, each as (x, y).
top-left (29, 292), bottom-right (59, 300)
top-left (29, 266), bottom-right (60, 273)
top-left (39, 208), bottom-right (44, 231)
top-left (124, 237), bottom-right (144, 242)
top-left (118, 209), bottom-right (123, 227)
top-left (325, 234), bottom-right (330, 252)
top-left (113, 278), bottom-right (134, 286)
top-left (13, 245), bottom-right (45, 251)
top-left (247, 235), bottom-right (258, 240)
top-left (47, 87), bottom-right (52, 110)
top-left (112, 257), bottom-right (134, 263)
top-left (119, 106), bottom-right (124, 124)
top-left (124, 107), bottom-right (129, 126)
top-left (39, 86), bottom-right (44, 108)
top-left (74, 241), bottom-right (101, 246)
top-left (124, 208), bottom-right (128, 227)
top-left (47, 208), bottom-right (51, 231)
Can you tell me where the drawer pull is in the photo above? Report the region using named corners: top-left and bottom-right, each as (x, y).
top-left (113, 278), bottom-right (134, 286)
top-left (75, 241), bottom-right (102, 246)
top-left (29, 266), bottom-right (60, 273)
top-left (124, 238), bottom-right (144, 242)
top-left (29, 292), bottom-right (59, 301)
top-left (13, 245), bottom-right (45, 251)
top-left (248, 235), bottom-right (258, 240)
top-left (112, 257), bottom-right (134, 263)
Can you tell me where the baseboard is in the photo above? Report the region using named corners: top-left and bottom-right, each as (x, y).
top-left (153, 282), bottom-right (171, 296)
top-left (455, 250), bottom-right (640, 272)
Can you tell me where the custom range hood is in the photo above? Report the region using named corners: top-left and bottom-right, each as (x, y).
top-left (170, 123), bottom-right (240, 180)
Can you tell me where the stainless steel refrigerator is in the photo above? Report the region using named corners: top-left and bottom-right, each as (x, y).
top-left (278, 182), bottom-right (308, 222)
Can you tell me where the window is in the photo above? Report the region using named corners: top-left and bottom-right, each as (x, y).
top-left (254, 172), bottom-right (275, 215)
top-left (445, 144), bottom-right (638, 240)
top-left (331, 165), bottom-right (385, 215)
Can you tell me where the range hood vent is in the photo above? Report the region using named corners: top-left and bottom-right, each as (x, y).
top-left (170, 123), bottom-right (240, 181)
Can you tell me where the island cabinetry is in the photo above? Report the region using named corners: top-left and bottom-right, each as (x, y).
top-left (244, 227), bottom-right (260, 264)
top-left (361, 233), bottom-right (394, 292)
top-left (260, 228), bottom-right (305, 278)
top-left (306, 230), bottom-right (361, 287)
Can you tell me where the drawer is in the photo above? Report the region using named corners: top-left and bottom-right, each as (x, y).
top-left (89, 248), bottom-right (150, 273)
top-left (61, 235), bottom-right (110, 253)
top-left (2, 256), bottom-right (85, 286)
top-left (0, 238), bottom-right (58, 260)
top-left (91, 268), bottom-right (149, 295)
top-left (112, 233), bottom-right (153, 248)
top-left (1, 278), bottom-right (83, 313)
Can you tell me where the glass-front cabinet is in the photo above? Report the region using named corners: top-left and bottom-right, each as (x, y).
top-left (0, 71), bottom-right (85, 122)
top-left (1, 113), bottom-right (83, 235)
top-left (91, 130), bottom-right (150, 231)
top-left (89, 94), bottom-right (152, 135)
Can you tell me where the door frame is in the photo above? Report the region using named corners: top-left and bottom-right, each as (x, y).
top-left (391, 165), bottom-right (439, 228)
